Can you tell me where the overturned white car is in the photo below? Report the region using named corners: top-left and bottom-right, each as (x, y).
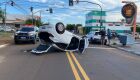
top-left (31, 22), bottom-right (89, 54)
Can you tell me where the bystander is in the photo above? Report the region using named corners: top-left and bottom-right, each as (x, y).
top-left (100, 29), bottom-right (106, 45)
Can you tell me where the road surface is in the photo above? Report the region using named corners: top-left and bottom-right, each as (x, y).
top-left (0, 43), bottom-right (140, 80)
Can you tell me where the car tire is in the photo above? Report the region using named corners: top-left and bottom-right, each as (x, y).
top-left (14, 40), bottom-right (19, 44)
top-left (122, 43), bottom-right (126, 46)
top-left (90, 38), bottom-right (93, 41)
top-left (55, 22), bottom-right (65, 34)
top-left (32, 39), bottom-right (36, 44)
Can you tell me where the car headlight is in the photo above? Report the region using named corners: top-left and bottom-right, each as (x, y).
top-left (29, 33), bottom-right (34, 36)
top-left (15, 33), bottom-right (18, 36)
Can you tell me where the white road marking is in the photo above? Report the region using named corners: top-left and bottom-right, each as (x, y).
top-left (0, 44), bottom-right (8, 49)
top-left (87, 47), bottom-right (115, 49)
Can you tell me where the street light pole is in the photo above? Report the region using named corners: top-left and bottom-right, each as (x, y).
top-left (71, 1), bottom-right (103, 31)
top-left (31, 10), bottom-right (34, 25)
top-left (4, 3), bottom-right (7, 31)
top-left (30, 7), bottom-right (34, 25)
top-left (39, 11), bottom-right (41, 22)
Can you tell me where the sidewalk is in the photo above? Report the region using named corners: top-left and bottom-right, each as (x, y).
top-left (109, 38), bottom-right (140, 56)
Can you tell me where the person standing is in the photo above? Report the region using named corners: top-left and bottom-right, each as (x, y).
top-left (107, 29), bottom-right (111, 45)
top-left (100, 29), bottom-right (106, 45)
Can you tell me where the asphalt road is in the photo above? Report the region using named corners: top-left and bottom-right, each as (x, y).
top-left (0, 43), bottom-right (140, 80)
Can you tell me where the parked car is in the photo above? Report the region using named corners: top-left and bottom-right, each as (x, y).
top-left (14, 26), bottom-right (38, 44)
top-left (86, 31), bottom-right (94, 41)
top-left (0, 27), bottom-right (4, 31)
top-left (91, 31), bottom-right (108, 45)
top-left (5, 27), bottom-right (15, 32)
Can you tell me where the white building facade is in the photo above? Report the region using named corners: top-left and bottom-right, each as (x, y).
top-left (85, 11), bottom-right (131, 34)
top-left (85, 10), bottom-right (106, 33)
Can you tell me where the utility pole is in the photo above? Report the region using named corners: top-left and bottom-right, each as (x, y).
top-left (4, 3), bottom-right (7, 31)
top-left (39, 11), bottom-right (41, 22)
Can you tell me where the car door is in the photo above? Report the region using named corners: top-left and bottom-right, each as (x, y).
top-left (78, 38), bottom-right (89, 53)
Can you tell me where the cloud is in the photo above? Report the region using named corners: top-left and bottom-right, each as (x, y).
top-left (106, 12), bottom-right (123, 22)
top-left (29, 0), bottom-right (48, 3)
top-left (27, 0), bottom-right (140, 25)
top-left (51, 17), bottom-right (63, 21)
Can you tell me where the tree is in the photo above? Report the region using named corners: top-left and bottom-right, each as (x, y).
top-left (66, 24), bottom-right (75, 31)
top-left (25, 18), bottom-right (43, 27)
top-left (76, 24), bottom-right (82, 27)
top-left (131, 27), bottom-right (140, 32)
top-left (0, 8), bottom-right (5, 23)
top-left (75, 24), bottom-right (82, 32)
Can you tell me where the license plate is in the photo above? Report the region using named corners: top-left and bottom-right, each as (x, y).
top-left (20, 37), bottom-right (26, 39)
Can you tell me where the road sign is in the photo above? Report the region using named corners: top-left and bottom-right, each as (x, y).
top-left (30, 7), bottom-right (33, 12)
top-left (49, 8), bottom-right (53, 13)
top-left (121, 3), bottom-right (136, 18)
top-left (69, 0), bottom-right (73, 6)
top-left (121, 3), bottom-right (136, 24)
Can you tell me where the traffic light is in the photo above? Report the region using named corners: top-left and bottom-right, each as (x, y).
top-left (10, 1), bottom-right (14, 6)
top-left (49, 8), bottom-right (53, 13)
top-left (30, 7), bottom-right (33, 12)
top-left (76, 0), bottom-right (79, 4)
top-left (69, 0), bottom-right (73, 6)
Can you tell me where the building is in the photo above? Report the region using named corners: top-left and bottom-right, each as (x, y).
top-left (0, 14), bottom-right (39, 30)
top-left (85, 11), bottom-right (132, 34)
top-left (85, 10), bottom-right (106, 33)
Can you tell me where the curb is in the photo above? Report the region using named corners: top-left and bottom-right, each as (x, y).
top-left (107, 45), bottom-right (140, 56)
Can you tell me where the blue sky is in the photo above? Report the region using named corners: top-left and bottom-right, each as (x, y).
top-left (0, 0), bottom-right (140, 25)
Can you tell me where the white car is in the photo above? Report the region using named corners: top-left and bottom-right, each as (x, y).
top-left (91, 31), bottom-right (108, 45)
top-left (86, 31), bottom-right (94, 41)
top-left (31, 22), bottom-right (89, 54)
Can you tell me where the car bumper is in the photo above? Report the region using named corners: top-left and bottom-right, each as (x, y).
top-left (92, 39), bottom-right (101, 43)
top-left (14, 36), bottom-right (35, 41)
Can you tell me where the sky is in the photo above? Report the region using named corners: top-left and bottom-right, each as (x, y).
top-left (0, 0), bottom-right (140, 26)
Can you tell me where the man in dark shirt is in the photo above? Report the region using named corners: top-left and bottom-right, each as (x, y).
top-left (100, 29), bottom-right (106, 45)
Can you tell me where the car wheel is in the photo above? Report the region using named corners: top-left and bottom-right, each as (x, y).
top-left (55, 22), bottom-right (65, 34)
top-left (14, 40), bottom-right (19, 44)
top-left (122, 43), bottom-right (126, 46)
top-left (32, 39), bottom-right (36, 44)
top-left (91, 39), bottom-right (95, 44)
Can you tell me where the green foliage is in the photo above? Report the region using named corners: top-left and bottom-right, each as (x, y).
top-left (76, 24), bottom-right (82, 27)
top-left (66, 24), bottom-right (75, 31)
top-left (66, 24), bottom-right (82, 31)
top-left (131, 26), bottom-right (140, 32)
top-left (83, 27), bottom-right (86, 35)
top-left (0, 9), bottom-right (4, 20)
top-left (25, 18), bottom-right (43, 27)
top-left (0, 8), bottom-right (5, 23)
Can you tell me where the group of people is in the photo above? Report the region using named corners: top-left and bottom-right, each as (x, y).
top-left (100, 29), bottom-right (116, 45)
